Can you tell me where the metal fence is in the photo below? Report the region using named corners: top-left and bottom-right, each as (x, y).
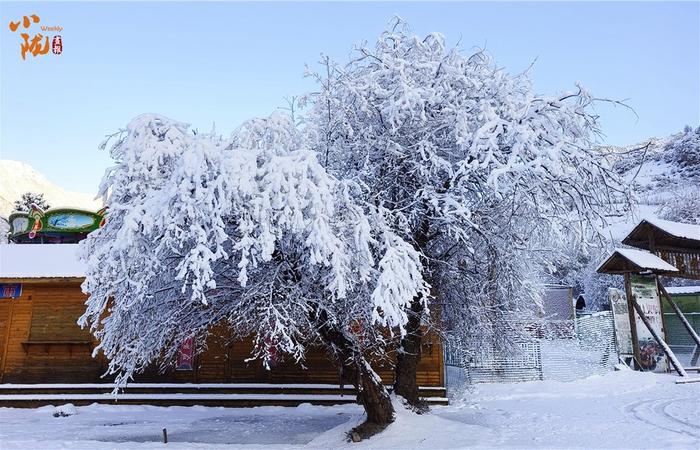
top-left (445, 311), bottom-right (618, 390)
top-left (663, 312), bottom-right (700, 366)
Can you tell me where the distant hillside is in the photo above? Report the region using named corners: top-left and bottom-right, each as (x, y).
top-left (599, 126), bottom-right (700, 239)
top-left (0, 160), bottom-right (103, 242)
top-left (612, 128), bottom-right (698, 200)
top-left (0, 160), bottom-right (102, 217)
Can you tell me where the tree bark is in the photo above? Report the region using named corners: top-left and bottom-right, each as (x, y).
top-left (314, 308), bottom-right (394, 439)
top-left (394, 216), bottom-right (431, 409)
top-left (393, 296), bottom-right (425, 409)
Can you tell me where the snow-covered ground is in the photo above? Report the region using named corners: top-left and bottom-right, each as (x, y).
top-left (0, 369), bottom-right (697, 449)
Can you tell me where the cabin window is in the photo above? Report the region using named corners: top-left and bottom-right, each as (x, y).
top-left (29, 298), bottom-right (91, 342)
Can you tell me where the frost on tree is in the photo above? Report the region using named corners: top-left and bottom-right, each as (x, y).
top-left (657, 125), bottom-right (700, 225)
top-left (304, 20), bottom-right (630, 404)
top-left (79, 113), bottom-right (427, 433)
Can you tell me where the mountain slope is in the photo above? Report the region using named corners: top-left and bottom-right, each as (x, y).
top-left (599, 126), bottom-right (700, 240)
top-left (0, 160), bottom-right (103, 219)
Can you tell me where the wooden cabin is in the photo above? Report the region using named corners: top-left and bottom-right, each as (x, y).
top-left (621, 218), bottom-right (700, 279)
top-left (0, 242), bottom-right (445, 404)
top-left (597, 218), bottom-right (700, 376)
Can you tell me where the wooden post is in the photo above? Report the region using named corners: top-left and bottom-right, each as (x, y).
top-left (623, 274), bottom-right (642, 368)
top-left (658, 282), bottom-right (700, 349)
top-left (630, 296), bottom-right (687, 377)
top-left (690, 345), bottom-right (700, 367)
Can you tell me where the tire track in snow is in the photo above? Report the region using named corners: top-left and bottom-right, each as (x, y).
top-left (624, 397), bottom-right (699, 439)
top-left (660, 399), bottom-right (700, 430)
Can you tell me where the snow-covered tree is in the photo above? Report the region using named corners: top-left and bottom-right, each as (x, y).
top-left (13, 192), bottom-right (50, 211)
top-left (657, 186), bottom-right (700, 225)
top-left (664, 125), bottom-right (700, 173)
top-left (303, 20), bottom-right (630, 405)
top-left (79, 113), bottom-right (427, 437)
top-left (656, 125), bottom-right (700, 224)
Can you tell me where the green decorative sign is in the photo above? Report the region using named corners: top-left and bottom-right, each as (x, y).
top-left (47, 212), bottom-right (96, 230)
top-left (8, 206), bottom-right (105, 243)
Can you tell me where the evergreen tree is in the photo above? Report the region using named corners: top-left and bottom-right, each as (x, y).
top-left (13, 192), bottom-right (50, 212)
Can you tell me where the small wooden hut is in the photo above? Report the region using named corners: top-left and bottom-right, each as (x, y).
top-left (597, 218), bottom-right (700, 379)
top-left (621, 218), bottom-right (700, 279)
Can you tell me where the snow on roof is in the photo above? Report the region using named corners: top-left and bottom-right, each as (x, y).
top-left (666, 286), bottom-right (700, 295)
top-left (643, 217), bottom-right (700, 241)
top-left (597, 247), bottom-right (679, 273)
top-left (614, 248), bottom-right (679, 271)
top-left (0, 244), bottom-right (85, 278)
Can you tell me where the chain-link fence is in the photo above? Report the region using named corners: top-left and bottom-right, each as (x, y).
top-left (663, 312), bottom-right (700, 366)
top-left (445, 311), bottom-right (618, 391)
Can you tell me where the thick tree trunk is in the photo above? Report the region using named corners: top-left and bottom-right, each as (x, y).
top-left (354, 358), bottom-right (395, 428)
top-left (394, 296), bottom-right (425, 409)
top-left (394, 216), bottom-right (431, 409)
top-left (314, 308), bottom-right (394, 439)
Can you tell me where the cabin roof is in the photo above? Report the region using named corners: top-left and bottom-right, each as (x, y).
top-left (0, 244), bottom-right (85, 279)
top-left (622, 218), bottom-right (700, 251)
top-left (596, 247), bottom-right (679, 275)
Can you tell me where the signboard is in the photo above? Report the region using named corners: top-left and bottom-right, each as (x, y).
top-left (176, 337), bottom-right (195, 370)
top-left (47, 212), bottom-right (95, 230)
top-left (630, 275), bottom-right (668, 372)
top-left (0, 283), bottom-right (22, 298)
top-left (609, 288), bottom-right (633, 357)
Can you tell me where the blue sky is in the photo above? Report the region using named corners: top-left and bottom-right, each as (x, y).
top-left (1, 1), bottom-right (698, 194)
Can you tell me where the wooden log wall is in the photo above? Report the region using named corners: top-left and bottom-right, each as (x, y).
top-left (0, 283), bottom-right (105, 383)
top-left (0, 281), bottom-right (444, 387)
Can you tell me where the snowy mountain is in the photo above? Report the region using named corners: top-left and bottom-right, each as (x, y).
top-left (0, 160), bottom-right (103, 242)
top-left (0, 160), bottom-right (102, 218)
top-left (600, 126), bottom-right (700, 240)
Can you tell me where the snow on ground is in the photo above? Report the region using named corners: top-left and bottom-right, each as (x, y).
top-left (0, 369), bottom-right (697, 449)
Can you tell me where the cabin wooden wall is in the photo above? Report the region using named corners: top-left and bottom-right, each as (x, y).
top-left (0, 282), bottom-right (105, 383)
top-left (0, 281), bottom-right (444, 387)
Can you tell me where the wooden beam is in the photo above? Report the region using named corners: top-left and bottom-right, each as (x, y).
top-left (624, 274), bottom-right (642, 367)
top-left (630, 296), bottom-right (687, 377)
top-left (675, 377), bottom-right (700, 384)
top-left (658, 282), bottom-right (700, 349)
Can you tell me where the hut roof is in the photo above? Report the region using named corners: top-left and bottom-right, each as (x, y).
top-left (0, 244), bottom-right (85, 280)
top-left (596, 247), bottom-right (679, 275)
top-left (622, 218), bottom-right (700, 251)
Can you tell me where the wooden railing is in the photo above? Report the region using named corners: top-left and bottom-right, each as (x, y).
top-left (655, 251), bottom-right (700, 280)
